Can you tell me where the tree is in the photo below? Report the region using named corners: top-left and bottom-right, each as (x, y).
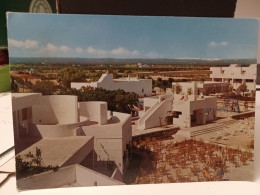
top-left (107, 69), bottom-right (119, 79)
top-left (162, 80), bottom-right (169, 88)
top-left (157, 77), bottom-right (162, 82)
top-left (250, 90), bottom-right (256, 98)
top-left (168, 78), bottom-right (174, 83)
top-left (16, 147), bottom-right (59, 179)
top-left (199, 77), bottom-right (206, 82)
top-left (32, 80), bottom-right (59, 95)
top-left (187, 88), bottom-right (193, 95)
top-left (25, 147), bottom-right (43, 167)
top-left (11, 77), bottom-right (19, 92)
top-left (58, 87), bottom-right (139, 113)
top-left (139, 75), bottom-right (145, 79)
top-left (57, 67), bottom-right (86, 88)
top-left (175, 85), bottom-right (182, 94)
top-left (240, 82), bottom-right (247, 97)
top-left (228, 84), bottom-right (233, 93)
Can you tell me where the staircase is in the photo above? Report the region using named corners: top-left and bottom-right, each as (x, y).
top-left (190, 119), bottom-right (237, 137)
top-left (138, 102), bottom-right (160, 129)
top-left (137, 100), bottom-right (172, 130)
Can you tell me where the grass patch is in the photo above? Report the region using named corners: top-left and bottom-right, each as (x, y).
top-left (0, 65), bottom-right (11, 92)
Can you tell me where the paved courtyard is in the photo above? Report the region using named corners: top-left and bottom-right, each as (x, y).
top-left (126, 111), bottom-right (255, 184)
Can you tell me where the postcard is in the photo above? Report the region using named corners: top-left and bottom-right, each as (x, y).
top-left (7, 13), bottom-right (258, 190)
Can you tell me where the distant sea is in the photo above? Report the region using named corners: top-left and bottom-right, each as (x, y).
top-left (9, 57), bottom-right (257, 66)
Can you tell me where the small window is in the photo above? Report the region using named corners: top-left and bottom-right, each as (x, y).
top-left (246, 79), bottom-right (254, 83)
top-left (205, 108), bottom-right (211, 115)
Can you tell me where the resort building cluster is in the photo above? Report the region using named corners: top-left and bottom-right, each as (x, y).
top-left (13, 64), bottom-right (256, 189)
top-left (210, 64), bottom-right (257, 93)
top-left (13, 93), bottom-right (131, 188)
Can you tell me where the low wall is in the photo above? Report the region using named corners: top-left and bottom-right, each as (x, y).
top-left (30, 120), bottom-right (88, 138)
top-left (232, 111), bottom-right (255, 120)
top-left (76, 165), bottom-right (124, 186)
top-left (83, 112), bottom-right (131, 139)
top-left (17, 165), bottom-right (76, 190)
top-left (12, 93), bottom-right (42, 111)
top-left (133, 127), bottom-right (180, 140)
top-left (17, 164), bottom-right (124, 190)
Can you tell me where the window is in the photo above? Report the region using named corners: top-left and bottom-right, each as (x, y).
top-left (246, 79), bottom-right (254, 83)
top-left (205, 108), bottom-right (211, 115)
top-left (172, 111), bottom-right (182, 118)
top-left (22, 108), bottom-right (27, 121)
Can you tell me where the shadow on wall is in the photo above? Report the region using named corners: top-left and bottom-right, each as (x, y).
top-left (80, 150), bottom-right (121, 180)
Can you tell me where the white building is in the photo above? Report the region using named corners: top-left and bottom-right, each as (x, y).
top-left (17, 164), bottom-right (124, 189)
top-left (138, 82), bottom-right (217, 130)
top-left (166, 81), bottom-right (229, 96)
top-left (210, 64), bottom-right (257, 94)
top-left (71, 72), bottom-right (152, 97)
top-left (12, 93), bottom-right (132, 187)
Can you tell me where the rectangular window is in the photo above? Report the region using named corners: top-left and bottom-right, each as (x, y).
top-left (246, 79), bottom-right (254, 82)
top-left (22, 108), bottom-right (27, 121)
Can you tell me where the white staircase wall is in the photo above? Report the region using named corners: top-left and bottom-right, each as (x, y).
top-left (137, 99), bottom-right (172, 130)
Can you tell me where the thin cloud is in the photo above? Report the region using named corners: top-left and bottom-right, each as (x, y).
top-left (44, 43), bottom-right (71, 53)
top-left (60, 45), bottom-right (70, 52)
top-left (86, 46), bottom-right (139, 57)
top-left (145, 51), bottom-right (159, 58)
top-left (220, 41), bottom-right (228, 46)
top-left (45, 43), bottom-right (58, 52)
top-left (209, 41), bottom-right (228, 47)
top-left (75, 47), bottom-right (83, 54)
top-left (110, 47), bottom-right (139, 56)
top-left (87, 46), bottom-right (106, 55)
top-left (8, 39), bottom-right (38, 49)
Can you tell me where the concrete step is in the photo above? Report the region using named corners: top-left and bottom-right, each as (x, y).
top-left (220, 119), bottom-right (237, 125)
top-left (191, 125), bottom-right (224, 137)
top-left (190, 119), bottom-right (237, 137)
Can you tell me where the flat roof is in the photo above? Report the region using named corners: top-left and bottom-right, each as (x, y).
top-left (12, 93), bottom-right (41, 99)
top-left (17, 136), bottom-right (93, 167)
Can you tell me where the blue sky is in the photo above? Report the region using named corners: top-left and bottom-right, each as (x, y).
top-left (7, 13), bottom-right (259, 59)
